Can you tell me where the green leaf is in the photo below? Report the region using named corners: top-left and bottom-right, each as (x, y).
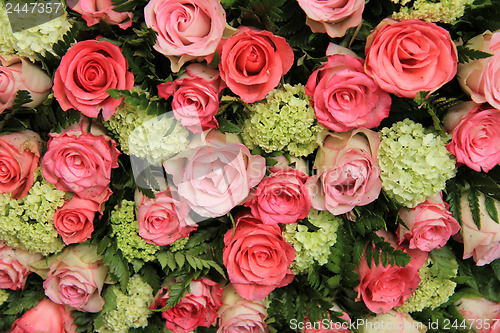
top-left (217, 117), bottom-right (242, 133)
top-left (457, 45), bottom-right (493, 63)
top-left (484, 195), bottom-right (499, 223)
top-left (157, 251), bottom-right (170, 270)
top-left (468, 189), bottom-right (482, 229)
top-left (175, 252), bottom-right (185, 269)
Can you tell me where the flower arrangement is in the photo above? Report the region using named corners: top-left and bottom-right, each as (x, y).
top-left (0, 0), bottom-right (499, 332)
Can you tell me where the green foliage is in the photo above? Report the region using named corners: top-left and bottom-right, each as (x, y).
top-left (414, 92), bottom-right (462, 135)
top-left (72, 310), bottom-right (96, 333)
top-left (3, 287), bottom-right (44, 316)
top-left (93, 235), bottom-right (131, 292)
top-left (106, 89), bottom-right (167, 116)
top-left (457, 45), bottom-right (493, 63)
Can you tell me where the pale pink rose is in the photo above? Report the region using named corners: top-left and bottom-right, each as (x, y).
top-left (158, 63), bottom-right (225, 133)
top-left (0, 242), bottom-right (43, 290)
top-left (305, 54), bottom-right (391, 132)
top-left (355, 231), bottom-right (428, 314)
top-left (244, 167), bottom-right (311, 225)
top-left (0, 56), bottom-right (52, 114)
top-left (135, 188), bottom-right (197, 246)
top-left (43, 244), bottom-right (108, 312)
top-left (297, 0), bottom-right (365, 38)
top-left (68, 0), bottom-right (133, 29)
top-left (270, 155), bottom-right (309, 175)
top-left (144, 0), bottom-right (226, 72)
top-left (357, 310), bottom-right (427, 333)
top-left (53, 196), bottom-right (100, 245)
top-left (325, 43), bottom-right (359, 58)
top-left (454, 297), bottom-right (500, 333)
top-left (458, 31), bottom-right (500, 110)
top-left (150, 277), bottom-right (223, 333)
top-left (218, 26), bottom-right (294, 103)
top-left (53, 39), bottom-right (134, 120)
top-left (217, 283), bottom-right (268, 333)
top-left (302, 305), bottom-right (351, 332)
top-left (223, 211), bottom-right (295, 300)
top-left (454, 191), bottom-right (500, 266)
top-left (41, 119), bottom-right (120, 205)
top-left (163, 130), bottom-right (266, 218)
top-left (365, 18), bottom-right (458, 98)
top-left (306, 128), bottom-right (382, 215)
top-left (444, 101), bottom-right (500, 173)
top-left (9, 298), bottom-right (76, 333)
top-left (0, 130), bottom-right (41, 199)
top-left (397, 193), bottom-right (461, 252)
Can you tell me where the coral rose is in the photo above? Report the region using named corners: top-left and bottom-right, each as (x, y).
top-left (297, 0), bottom-right (365, 38)
top-left (223, 210), bottom-right (295, 300)
top-left (355, 231), bottom-right (428, 313)
top-left (41, 119), bottom-right (120, 205)
top-left (306, 128), bottom-right (382, 215)
top-left (150, 277), bottom-right (223, 333)
top-left (9, 298), bottom-right (76, 333)
top-left (135, 188), bottom-right (197, 246)
top-left (0, 130), bottom-right (41, 199)
top-left (53, 196), bottom-right (100, 245)
top-left (53, 39), bottom-right (134, 120)
top-left (43, 244), bottom-right (108, 312)
top-left (305, 54), bottom-right (391, 132)
top-left (218, 26), bottom-right (294, 103)
top-left (67, 0), bottom-right (133, 29)
top-left (444, 101), bottom-right (500, 173)
top-left (397, 193), bottom-right (461, 252)
top-left (158, 63), bottom-right (225, 133)
top-left (244, 167), bottom-right (311, 225)
top-left (0, 242), bottom-right (43, 290)
top-left (365, 18), bottom-right (457, 98)
top-left (144, 0), bottom-right (226, 72)
top-left (0, 55), bottom-right (52, 114)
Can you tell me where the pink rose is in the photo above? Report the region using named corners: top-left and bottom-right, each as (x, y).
top-left (9, 298), bottom-right (76, 333)
top-left (223, 211), bottom-right (296, 300)
top-left (53, 39), bottom-right (134, 120)
top-left (458, 31), bottom-right (500, 110)
top-left (297, 0), bottom-right (364, 38)
top-left (306, 128), bottom-right (382, 215)
top-left (397, 193), bottom-right (461, 252)
top-left (244, 167), bottom-right (311, 225)
top-left (355, 231), bottom-right (428, 314)
top-left (68, 0), bottom-right (133, 29)
top-left (365, 18), bottom-right (458, 98)
top-left (217, 283), bottom-right (268, 333)
top-left (136, 188), bottom-right (197, 246)
top-left (454, 297), bottom-right (500, 333)
top-left (444, 101), bottom-right (500, 173)
top-left (305, 54), bottom-right (391, 132)
top-left (0, 130), bottom-right (41, 199)
top-left (43, 244), bottom-right (108, 312)
top-left (144, 0), bottom-right (226, 72)
top-left (41, 119), bottom-right (120, 205)
top-left (454, 191), bottom-right (500, 266)
top-left (163, 130), bottom-right (266, 218)
top-left (0, 56), bottom-right (52, 114)
top-left (150, 277), bottom-right (223, 333)
top-left (53, 196), bottom-right (100, 245)
top-left (218, 26), bottom-right (294, 103)
top-left (0, 242), bottom-right (43, 290)
top-left (158, 64), bottom-right (225, 133)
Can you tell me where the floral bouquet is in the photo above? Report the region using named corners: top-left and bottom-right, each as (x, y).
top-left (0, 0), bottom-right (499, 332)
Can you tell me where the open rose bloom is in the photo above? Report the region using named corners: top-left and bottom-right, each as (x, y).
top-left (0, 242), bottom-right (43, 290)
top-left (67, 0), bottom-right (133, 29)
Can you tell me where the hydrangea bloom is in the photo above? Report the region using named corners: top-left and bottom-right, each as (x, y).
top-left (110, 200), bottom-right (160, 262)
top-left (397, 255), bottom-right (457, 313)
top-left (241, 84), bottom-right (324, 157)
top-left (128, 113), bottom-right (189, 165)
top-left (391, 0), bottom-right (474, 23)
top-left (95, 275), bottom-right (155, 333)
top-left (0, 288), bottom-right (8, 306)
top-left (377, 119), bottom-right (457, 208)
top-left (0, 179), bottom-right (65, 255)
top-left (0, 1), bottom-right (72, 60)
top-left (283, 209), bottom-right (342, 273)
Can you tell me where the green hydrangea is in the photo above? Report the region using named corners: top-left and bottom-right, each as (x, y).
top-left (128, 113), bottom-right (189, 165)
top-left (397, 255), bottom-right (457, 313)
top-left (110, 200), bottom-right (159, 262)
top-left (241, 84), bottom-right (324, 157)
top-left (95, 275), bottom-right (155, 333)
top-left (391, 0), bottom-right (474, 23)
top-left (0, 179), bottom-right (65, 255)
top-left (0, 288), bottom-right (9, 306)
top-left (283, 209), bottom-right (342, 273)
top-left (377, 119), bottom-right (456, 208)
top-left (169, 237), bottom-right (189, 252)
top-left (0, 0), bottom-right (72, 60)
